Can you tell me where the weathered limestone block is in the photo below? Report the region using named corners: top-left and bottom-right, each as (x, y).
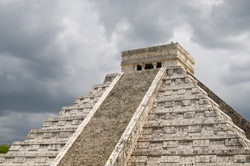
top-left (160, 156), bottom-right (180, 163)
top-left (0, 157), bottom-right (5, 163)
top-left (195, 155), bottom-right (216, 163)
top-left (188, 125), bottom-right (202, 133)
top-left (204, 110), bottom-right (217, 117)
top-left (13, 157), bottom-right (25, 163)
top-left (147, 157), bottom-right (161, 166)
top-left (193, 139), bottom-right (209, 147)
top-left (35, 157), bottom-right (48, 163)
top-left (177, 89), bottom-right (186, 95)
top-left (225, 138), bottom-right (243, 146)
top-left (131, 156), bottom-right (148, 163)
top-left (142, 128), bottom-right (153, 135)
top-left (234, 155), bottom-right (250, 163)
top-left (164, 90), bottom-right (172, 96)
top-left (182, 99), bottom-right (191, 106)
top-left (163, 141), bottom-right (178, 148)
top-left (28, 144), bottom-right (40, 151)
top-left (8, 145), bottom-right (20, 151)
top-left (137, 142), bottom-right (149, 149)
top-left (184, 111), bottom-right (195, 118)
top-left (163, 127), bottom-right (176, 134)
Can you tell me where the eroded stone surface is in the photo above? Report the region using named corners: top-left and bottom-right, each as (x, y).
top-left (57, 70), bottom-right (158, 166)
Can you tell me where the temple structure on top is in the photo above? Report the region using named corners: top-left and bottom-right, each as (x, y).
top-left (121, 42), bottom-right (195, 74)
top-left (0, 42), bottom-right (250, 166)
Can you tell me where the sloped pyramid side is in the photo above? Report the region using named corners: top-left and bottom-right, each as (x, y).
top-left (0, 73), bottom-right (118, 166)
top-left (192, 76), bottom-right (250, 140)
top-left (128, 66), bottom-right (250, 165)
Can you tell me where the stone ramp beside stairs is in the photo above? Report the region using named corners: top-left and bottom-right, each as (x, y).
top-left (57, 69), bottom-right (159, 166)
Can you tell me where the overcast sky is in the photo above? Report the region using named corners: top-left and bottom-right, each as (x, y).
top-left (0, 0), bottom-right (250, 145)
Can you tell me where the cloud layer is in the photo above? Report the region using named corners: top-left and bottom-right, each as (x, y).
top-left (0, 0), bottom-right (250, 144)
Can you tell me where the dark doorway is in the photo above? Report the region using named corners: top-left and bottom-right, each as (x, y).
top-left (157, 62), bottom-right (162, 68)
top-left (137, 65), bottom-right (142, 71)
top-left (145, 64), bottom-right (154, 70)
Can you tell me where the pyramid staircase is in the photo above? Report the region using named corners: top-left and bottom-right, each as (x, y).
top-left (56, 69), bottom-right (159, 166)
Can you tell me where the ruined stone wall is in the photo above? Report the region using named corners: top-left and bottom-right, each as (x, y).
top-left (57, 70), bottom-right (159, 166)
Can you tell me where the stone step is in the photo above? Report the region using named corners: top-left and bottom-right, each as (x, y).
top-left (139, 133), bottom-right (245, 141)
top-left (8, 139), bottom-right (68, 153)
top-left (103, 73), bottom-right (118, 83)
top-left (30, 127), bottom-right (78, 133)
top-left (0, 164), bottom-right (51, 166)
top-left (3, 152), bottom-right (57, 157)
top-left (90, 83), bottom-right (110, 91)
top-left (159, 84), bottom-right (196, 91)
top-left (132, 148), bottom-right (250, 156)
top-left (9, 143), bottom-right (66, 152)
top-left (144, 118), bottom-right (233, 127)
top-left (46, 115), bottom-right (86, 122)
top-left (12, 139), bottom-right (68, 146)
top-left (58, 106), bottom-right (92, 117)
top-left (0, 156), bottom-right (54, 165)
top-left (128, 154), bottom-right (250, 165)
top-left (26, 127), bottom-right (77, 140)
top-left (147, 111), bottom-right (231, 122)
top-left (42, 116), bottom-right (85, 128)
top-left (155, 95), bottom-right (209, 103)
top-left (73, 95), bottom-right (100, 105)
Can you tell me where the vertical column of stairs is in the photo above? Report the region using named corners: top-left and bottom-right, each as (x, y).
top-left (128, 66), bottom-right (250, 166)
top-left (56, 69), bottom-right (159, 166)
top-left (0, 73), bottom-right (118, 166)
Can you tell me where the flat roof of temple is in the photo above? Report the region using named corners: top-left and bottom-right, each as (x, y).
top-left (121, 42), bottom-right (194, 62)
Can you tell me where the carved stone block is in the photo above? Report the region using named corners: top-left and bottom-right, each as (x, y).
top-left (193, 140), bottom-right (209, 147)
top-left (160, 156), bottom-right (180, 163)
top-left (163, 141), bottom-right (178, 148)
top-left (195, 155), bottom-right (216, 163)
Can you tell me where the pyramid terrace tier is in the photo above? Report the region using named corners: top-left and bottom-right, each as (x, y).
top-left (73, 84), bottom-right (110, 105)
top-left (42, 115), bottom-right (86, 128)
top-left (7, 140), bottom-right (68, 157)
top-left (128, 66), bottom-right (250, 166)
top-left (0, 73), bottom-right (120, 166)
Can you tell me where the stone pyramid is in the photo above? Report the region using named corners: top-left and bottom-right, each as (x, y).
top-left (0, 42), bottom-right (250, 166)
